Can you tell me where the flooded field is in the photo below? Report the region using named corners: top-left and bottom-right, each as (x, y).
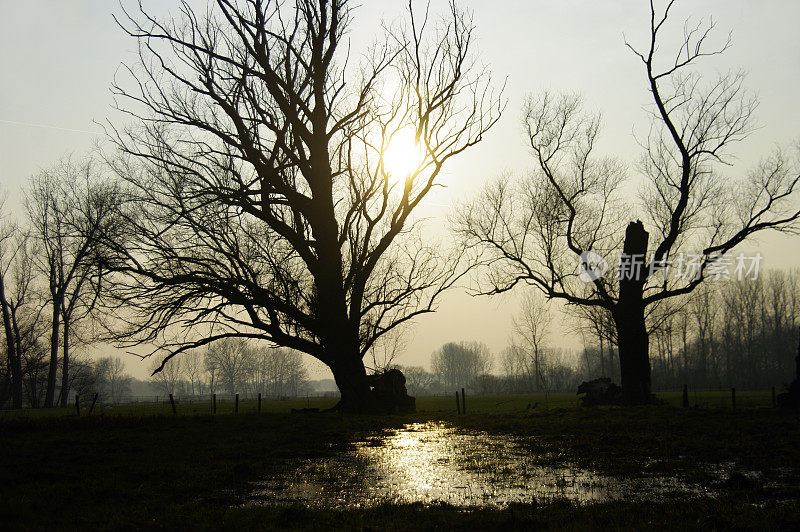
top-left (246, 421), bottom-right (767, 508)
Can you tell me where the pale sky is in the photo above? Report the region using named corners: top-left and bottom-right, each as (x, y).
top-left (1, 1), bottom-right (799, 380)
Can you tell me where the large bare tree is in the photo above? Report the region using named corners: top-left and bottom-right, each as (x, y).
top-left (456, 0), bottom-right (800, 403)
top-left (102, 0), bottom-right (501, 411)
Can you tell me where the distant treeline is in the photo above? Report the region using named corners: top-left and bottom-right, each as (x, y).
top-left (400, 270), bottom-right (800, 396)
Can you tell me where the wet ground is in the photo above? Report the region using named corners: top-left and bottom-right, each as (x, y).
top-left (245, 421), bottom-right (780, 508)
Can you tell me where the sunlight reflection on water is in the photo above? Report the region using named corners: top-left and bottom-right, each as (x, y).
top-left (248, 421), bottom-right (711, 508)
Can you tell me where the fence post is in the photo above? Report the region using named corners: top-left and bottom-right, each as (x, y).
top-left (731, 387), bottom-right (736, 409)
top-left (75, 394), bottom-right (80, 416)
top-left (772, 386), bottom-right (776, 407)
top-left (169, 394), bottom-right (177, 414)
top-left (461, 388), bottom-right (466, 414)
top-left (213, 393), bottom-right (217, 414)
top-left (235, 393), bottom-right (239, 414)
top-left (258, 393), bottom-right (262, 414)
top-left (682, 384), bottom-right (689, 408)
top-left (89, 393), bottom-right (99, 415)
top-left (455, 391), bottom-right (461, 414)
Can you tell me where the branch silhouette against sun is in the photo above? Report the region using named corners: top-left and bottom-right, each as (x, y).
top-left (455, 0), bottom-right (800, 403)
top-left (98, 0), bottom-right (503, 412)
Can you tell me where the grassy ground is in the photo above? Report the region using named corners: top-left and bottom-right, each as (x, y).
top-left (1, 392), bottom-right (798, 530)
top-left (0, 389), bottom-right (772, 419)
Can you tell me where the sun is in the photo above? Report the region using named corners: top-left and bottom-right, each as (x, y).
top-left (382, 127), bottom-right (426, 179)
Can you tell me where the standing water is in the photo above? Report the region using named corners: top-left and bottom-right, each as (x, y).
top-left (247, 422), bottom-right (720, 508)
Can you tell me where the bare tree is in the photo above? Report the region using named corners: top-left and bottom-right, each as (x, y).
top-left (100, 0), bottom-right (502, 412)
top-left (0, 206), bottom-right (36, 408)
top-left (510, 291), bottom-right (552, 391)
top-left (690, 283), bottom-right (718, 387)
top-left (203, 338), bottom-right (251, 395)
top-left (149, 354), bottom-right (183, 397)
top-left (95, 356), bottom-right (133, 404)
top-left (182, 350), bottom-right (205, 396)
top-left (456, 0), bottom-right (800, 403)
top-left (400, 365), bottom-right (434, 396)
top-left (26, 158), bottom-right (116, 407)
top-left (430, 340), bottom-right (492, 392)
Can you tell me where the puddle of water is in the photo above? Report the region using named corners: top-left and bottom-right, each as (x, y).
top-left (246, 421), bottom-right (724, 508)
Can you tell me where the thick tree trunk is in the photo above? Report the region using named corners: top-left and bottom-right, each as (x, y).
top-left (614, 220), bottom-right (653, 404)
top-left (44, 301), bottom-right (60, 408)
top-left (0, 280), bottom-right (23, 409)
top-left (329, 355), bottom-right (372, 413)
top-left (59, 324), bottom-right (70, 407)
top-left (614, 303), bottom-right (651, 403)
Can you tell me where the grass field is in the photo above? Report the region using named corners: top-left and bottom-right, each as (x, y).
top-left (1, 391), bottom-right (798, 530)
top-left (0, 389), bottom-right (774, 419)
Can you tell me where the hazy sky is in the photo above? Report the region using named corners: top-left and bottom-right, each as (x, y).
top-left (1, 1), bottom-right (799, 379)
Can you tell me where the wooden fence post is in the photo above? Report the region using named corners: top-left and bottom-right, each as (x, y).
top-left (455, 391), bottom-right (461, 414)
top-left (731, 387), bottom-right (736, 409)
top-left (75, 394), bottom-right (80, 416)
top-left (169, 394), bottom-right (177, 414)
top-left (682, 384), bottom-right (689, 408)
top-left (235, 393), bottom-right (239, 414)
top-left (461, 388), bottom-right (466, 414)
top-left (258, 393), bottom-right (262, 414)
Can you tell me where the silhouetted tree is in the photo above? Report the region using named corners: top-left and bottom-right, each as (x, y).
top-left (95, 356), bottom-right (133, 404)
top-left (102, 0), bottom-right (501, 412)
top-left (26, 158), bottom-right (115, 407)
top-left (431, 341), bottom-right (492, 392)
top-left (510, 291), bottom-right (552, 392)
top-left (456, 0), bottom-right (800, 403)
top-left (0, 206), bottom-right (34, 408)
top-left (149, 355), bottom-right (184, 397)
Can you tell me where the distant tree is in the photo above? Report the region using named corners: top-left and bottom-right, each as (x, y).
top-left (569, 304), bottom-right (617, 379)
top-left (204, 338), bottom-right (251, 395)
top-left (401, 365), bottom-right (434, 396)
top-left (245, 346), bottom-right (308, 397)
top-left (103, 356), bottom-right (132, 404)
top-left (456, 0), bottom-right (800, 403)
top-left (182, 351), bottom-right (205, 396)
top-left (690, 283), bottom-right (719, 387)
top-left (431, 341), bottom-right (492, 392)
top-left (499, 344), bottom-right (527, 392)
top-left (69, 355), bottom-right (100, 401)
top-left (149, 355), bottom-right (183, 397)
top-left (510, 291), bottom-right (552, 392)
top-left (101, 0), bottom-right (502, 412)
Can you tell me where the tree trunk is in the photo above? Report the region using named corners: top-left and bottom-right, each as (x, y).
top-left (329, 354), bottom-right (371, 413)
top-left (614, 302), bottom-right (652, 403)
top-left (790, 326), bottom-right (800, 395)
top-left (59, 324), bottom-right (70, 407)
top-left (0, 280), bottom-right (23, 409)
top-left (599, 335), bottom-right (605, 377)
top-left (614, 220), bottom-right (653, 404)
top-left (44, 300), bottom-right (60, 408)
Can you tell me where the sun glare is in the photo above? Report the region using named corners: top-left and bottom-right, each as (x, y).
top-left (382, 127), bottom-right (426, 179)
